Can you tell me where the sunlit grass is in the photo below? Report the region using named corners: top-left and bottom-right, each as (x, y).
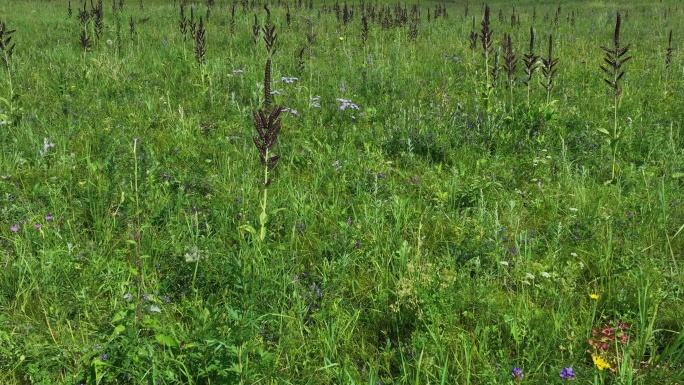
top-left (0, 0), bottom-right (683, 384)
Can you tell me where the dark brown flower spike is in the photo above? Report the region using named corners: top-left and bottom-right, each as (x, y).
top-left (600, 12), bottom-right (631, 99)
top-left (252, 107), bottom-right (283, 185)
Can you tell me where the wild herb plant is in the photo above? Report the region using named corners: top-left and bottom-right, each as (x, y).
top-left (361, 14), bottom-right (369, 45)
top-left (189, 6), bottom-right (196, 38)
top-left (479, 5), bottom-right (494, 110)
top-left (0, 21), bottom-right (15, 69)
top-left (541, 34), bottom-right (558, 104)
top-left (78, 2), bottom-right (92, 52)
top-left (230, 1), bottom-right (236, 35)
top-left (598, 12), bottom-right (631, 182)
top-left (252, 13), bottom-right (260, 45)
top-left (91, 0), bottom-right (104, 42)
top-left (249, 7), bottom-right (283, 242)
top-left (503, 33), bottom-right (517, 111)
top-left (522, 27), bottom-right (539, 108)
top-left (179, 3), bottom-right (188, 40)
top-left (491, 48), bottom-right (500, 86)
top-left (468, 17), bottom-right (477, 51)
top-left (194, 16), bottom-right (206, 65)
top-left (407, 5), bottom-right (419, 42)
top-left (0, 20), bottom-right (15, 122)
top-left (665, 30), bottom-right (674, 82)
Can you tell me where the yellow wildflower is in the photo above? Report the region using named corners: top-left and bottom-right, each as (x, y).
top-left (339, 36), bottom-right (344, 41)
top-left (592, 355), bottom-right (610, 371)
top-left (589, 293), bottom-right (599, 300)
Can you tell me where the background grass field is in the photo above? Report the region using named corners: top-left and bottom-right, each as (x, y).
top-left (1, 0), bottom-right (683, 383)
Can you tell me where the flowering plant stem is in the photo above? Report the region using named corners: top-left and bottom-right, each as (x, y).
top-left (259, 149), bottom-right (270, 242)
top-left (132, 138), bottom-right (143, 326)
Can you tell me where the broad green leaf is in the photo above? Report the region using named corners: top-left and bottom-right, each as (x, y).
top-left (596, 127), bottom-right (610, 135)
top-left (155, 333), bottom-right (179, 348)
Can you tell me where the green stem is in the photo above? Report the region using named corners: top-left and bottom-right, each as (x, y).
top-left (611, 89), bottom-right (619, 181)
top-left (133, 138), bottom-right (143, 325)
top-left (259, 148), bottom-right (270, 242)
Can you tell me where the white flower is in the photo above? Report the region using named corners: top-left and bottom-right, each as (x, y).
top-left (499, 261), bottom-right (509, 266)
top-left (541, 272), bottom-right (551, 278)
top-left (184, 246), bottom-right (200, 263)
top-left (525, 272), bottom-right (535, 280)
top-left (569, 207), bottom-right (578, 212)
top-left (570, 252), bottom-right (578, 257)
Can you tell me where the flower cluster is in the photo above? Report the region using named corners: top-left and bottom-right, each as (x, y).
top-left (587, 317), bottom-right (631, 372)
top-left (559, 366), bottom-right (575, 379)
top-left (281, 76), bottom-right (298, 84)
top-left (10, 214), bottom-right (57, 233)
top-left (336, 98), bottom-right (359, 111)
top-left (592, 355), bottom-right (611, 371)
top-left (511, 366), bottom-right (524, 380)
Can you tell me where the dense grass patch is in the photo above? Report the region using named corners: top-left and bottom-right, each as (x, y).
top-left (1, 0), bottom-right (683, 384)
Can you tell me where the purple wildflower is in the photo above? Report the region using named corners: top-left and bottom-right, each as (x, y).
top-left (559, 367), bottom-right (575, 380)
top-left (512, 367), bottom-right (524, 380)
top-left (100, 354), bottom-right (107, 361)
top-left (45, 215), bottom-right (53, 221)
top-left (11, 225), bottom-right (19, 232)
top-left (34, 224), bottom-right (41, 229)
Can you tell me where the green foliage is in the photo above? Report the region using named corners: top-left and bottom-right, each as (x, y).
top-left (1, 0), bottom-right (684, 384)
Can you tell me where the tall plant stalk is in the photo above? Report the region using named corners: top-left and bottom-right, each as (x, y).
top-left (523, 27), bottom-right (539, 109)
top-left (479, 5), bottom-right (493, 111)
top-left (480, 5), bottom-right (493, 88)
top-left (503, 33), bottom-right (517, 112)
top-left (250, 6), bottom-right (283, 242)
top-left (0, 21), bottom-right (16, 118)
top-left (541, 35), bottom-right (558, 104)
top-left (599, 12), bottom-right (631, 182)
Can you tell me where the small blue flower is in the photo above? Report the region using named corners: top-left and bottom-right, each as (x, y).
top-left (100, 354), bottom-right (107, 361)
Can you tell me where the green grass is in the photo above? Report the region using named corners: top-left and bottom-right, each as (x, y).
top-left (1, 0), bottom-right (683, 384)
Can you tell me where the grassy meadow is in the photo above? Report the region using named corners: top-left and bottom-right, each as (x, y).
top-left (1, 0), bottom-right (684, 383)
